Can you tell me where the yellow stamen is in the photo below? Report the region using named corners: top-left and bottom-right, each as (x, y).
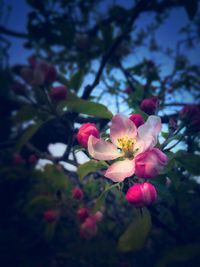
top-left (117, 136), bottom-right (136, 157)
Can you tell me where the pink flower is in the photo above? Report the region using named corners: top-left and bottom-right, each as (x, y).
top-left (77, 207), bottom-right (90, 222)
top-left (50, 86), bottom-right (67, 101)
top-left (77, 123), bottom-right (100, 148)
top-left (140, 97), bottom-right (159, 115)
top-left (72, 187), bottom-right (84, 200)
top-left (43, 210), bottom-right (58, 223)
top-left (180, 104), bottom-right (199, 118)
top-left (134, 148), bottom-right (168, 179)
top-left (80, 216), bottom-right (97, 239)
top-left (126, 182), bottom-right (157, 207)
top-left (88, 114), bottom-right (164, 182)
top-left (129, 114), bottom-right (145, 128)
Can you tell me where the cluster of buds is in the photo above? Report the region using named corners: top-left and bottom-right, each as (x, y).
top-left (13, 153), bottom-right (38, 166)
top-left (20, 57), bottom-right (57, 86)
top-left (76, 111), bottom-right (168, 208)
top-left (77, 207), bottom-right (103, 239)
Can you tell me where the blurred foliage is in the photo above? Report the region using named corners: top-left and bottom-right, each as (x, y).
top-left (0, 0), bottom-right (200, 267)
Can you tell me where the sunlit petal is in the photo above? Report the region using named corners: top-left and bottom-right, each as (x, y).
top-left (110, 114), bottom-right (137, 147)
top-left (105, 159), bottom-right (135, 182)
top-left (88, 135), bottom-right (121, 161)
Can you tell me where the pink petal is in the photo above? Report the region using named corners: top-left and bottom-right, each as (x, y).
top-left (88, 135), bottom-right (121, 161)
top-left (105, 159), bottom-right (135, 182)
top-left (136, 116), bottom-right (161, 153)
top-left (110, 114), bottom-right (137, 147)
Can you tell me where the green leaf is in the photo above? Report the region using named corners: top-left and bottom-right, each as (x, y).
top-left (92, 183), bottom-right (120, 213)
top-left (16, 121), bottom-right (43, 151)
top-left (78, 160), bottom-right (108, 180)
top-left (155, 243), bottom-right (200, 267)
top-left (175, 151), bottom-right (200, 175)
top-left (118, 208), bottom-right (152, 252)
top-left (69, 70), bottom-right (84, 91)
top-left (13, 105), bottom-right (38, 124)
top-left (58, 92), bottom-right (113, 119)
top-left (45, 222), bottom-right (57, 241)
top-left (41, 164), bottom-right (71, 192)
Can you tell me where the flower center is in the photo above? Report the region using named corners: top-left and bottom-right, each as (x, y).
top-left (117, 136), bottom-right (136, 158)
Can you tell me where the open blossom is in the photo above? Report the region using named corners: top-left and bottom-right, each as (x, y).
top-left (126, 182), bottom-right (157, 207)
top-left (77, 123), bottom-right (100, 148)
top-left (88, 114), bottom-right (167, 182)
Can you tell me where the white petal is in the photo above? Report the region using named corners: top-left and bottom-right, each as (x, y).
top-left (88, 135), bottom-right (121, 161)
top-left (105, 159), bottom-right (135, 182)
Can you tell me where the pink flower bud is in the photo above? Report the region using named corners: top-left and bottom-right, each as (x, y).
top-left (28, 154), bottom-right (38, 165)
top-left (77, 123), bottom-right (100, 148)
top-left (13, 154), bottom-right (25, 165)
top-left (49, 86), bottom-right (67, 102)
top-left (180, 105), bottom-right (200, 132)
top-left (72, 187), bottom-right (84, 200)
top-left (126, 182), bottom-right (157, 207)
top-left (80, 216), bottom-right (97, 239)
top-left (180, 104), bottom-right (199, 118)
top-left (129, 114), bottom-right (145, 128)
top-left (21, 67), bottom-right (45, 86)
top-left (135, 148), bottom-right (168, 179)
top-left (94, 211), bottom-right (103, 222)
top-left (43, 210), bottom-right (58, 223)
top-left (140, 97), bottom-right (159, 115)
top-left (77, 207), bottom-right (90, 222)
top-left (124, 87), bottom-right (132, 94)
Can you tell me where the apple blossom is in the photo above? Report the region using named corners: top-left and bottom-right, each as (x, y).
top-left (77, 123), bottom-right (100, 148)
top-left (129, 114), bottom-right (145, 128)
top-left (88, 114), bottom-right (166, 182)
top-left (126, 182), bottom-right (157, 207)
top-left (140, 97), bottom-right (159, 115)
